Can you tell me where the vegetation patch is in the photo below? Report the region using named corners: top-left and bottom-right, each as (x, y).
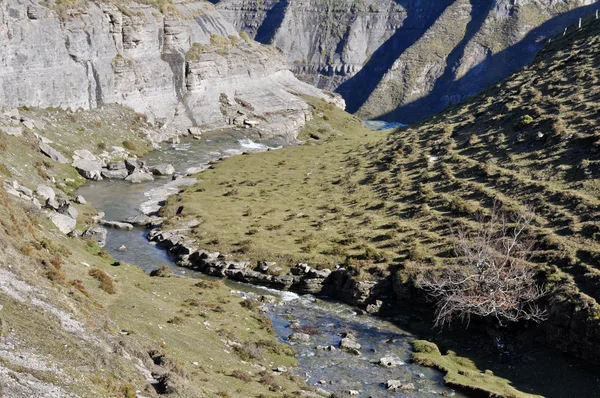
top-left (412, 340), bottom-right (542, 398)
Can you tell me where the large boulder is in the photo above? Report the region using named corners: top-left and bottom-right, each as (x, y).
top-left (72, 159), bottom-right (103, 180)
top-left (101, 169), bottom-right (129, 179)
top-left (36, 184), bottom-right (55, 201)
top-left (82, 226), bottom-right (108, 247)
top-left (148, 164), bottom-right (175, 176)
top-left (100, 220), bottom-right (134, 230)
top-left (50, 213), bottom-right (76, 234)
top-left (57, 203), bottom-right (78, 220)
top-left (125, 171), bottom-right (154, 183)
top-left (39, 141), bottom-right (68, 164)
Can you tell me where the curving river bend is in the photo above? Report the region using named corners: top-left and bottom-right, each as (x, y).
top-left (78, 130), bottom-right (599, 397)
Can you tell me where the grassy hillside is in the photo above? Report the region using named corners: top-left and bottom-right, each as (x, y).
top-left (0, 105), bottom-right (308, 397)
top-left (162, 13), bottom-right (600, 365)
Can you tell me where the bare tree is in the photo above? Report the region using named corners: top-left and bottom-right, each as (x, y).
top-left (416, 205), bottom-right (548, 327)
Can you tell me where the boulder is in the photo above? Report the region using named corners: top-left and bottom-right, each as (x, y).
top-left (57, 203), bottom-right (78, 220)
top-left (100, 220), bottom-right (134, 230)
top-left (288, 333), bottom-right (311, 343)
top-left (16, 185), bottom-right (33, 198)
top-left (36, 184), bottom-right (55, 201)
top-left (107, 161), bottom-right (126, 170)
top-left (124, 158), bottom-right (139, 173)
top-left (75, 195), bottom-right (86, 204)
top-left (2, 125), bottom-right (22, 136)
top-left (378, 357), bottom-right (403, 368)
top-left (386, 380), bottom-right (402, 391)
top-left (82, 226), bottom-right (108, 247)
top-left (73, 149), bottom-right (99, 161)
top-left (365, 300), bottom-right (383, 314)
top-left (22, 119), bottom-right (35, 130)
top-left (340, 337), bottom-right (361, 353)
top-left (50, 213), bottom-right (76, 234)
top-left (101, 169), bottom-right (129, 179)
top-left (125, 171), bottom-right (154, 183)
top-left (188, 127), bottom-right (202, 136)
top-left (72, 159), bottom-right (103, 180)
top-left (125, 214), bottom-right (164, 227)
top-left (148, 164), bottom-right (175, 176)
top-left (39, 141), bottom-right (68, 163)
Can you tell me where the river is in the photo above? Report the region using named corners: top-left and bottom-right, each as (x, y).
top-left (78, 129), bottom-right (600, 397)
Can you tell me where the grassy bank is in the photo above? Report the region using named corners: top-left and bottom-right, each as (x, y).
top-left (0, 104), bottom-right (309, 397)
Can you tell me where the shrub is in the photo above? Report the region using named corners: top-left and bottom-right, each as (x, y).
top-left (167, 316), bottom-right (184, 325)
top-left (231, 370), bottom-right (252, 383)
top-left (150, 265), bottom-right (173, 277)
top-left (122, 140), bottom-right (136, 151)
top-left (89, 268), bottom-right (116, 294)
top-left (520, 114), bottom-right (534, 127)
top-left (467, 134), bottom-right (480, 146)
top-left (415, 206), bottom-right (547, 327)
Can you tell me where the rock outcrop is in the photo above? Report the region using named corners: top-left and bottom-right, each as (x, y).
top-left (0, 0), bottom-right (343, 140)
top-left (216, 0), bottom-right (597, 122)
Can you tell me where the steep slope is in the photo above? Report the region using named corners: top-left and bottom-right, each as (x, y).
top-left (0, 0), bottom-right (342, 140)
top-left (215, 0), bottom-right (597, 122)
top-left (158, 12), bottom-right (600, 371)
top-left (0, 106), bottom-right (307, 397)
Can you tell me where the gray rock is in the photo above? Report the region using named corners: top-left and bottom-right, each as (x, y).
top-left (107, 161), bottom-right (126, 170)
top-left (45, 197), bottom-right (61, 211)
top-left (378, 357), bottom-right (403, 368)
top-left (101, 169), bottom-right (129, 179)
top-left (148, 164), bottom-right (175, 176)
top-left (124, 158), bottom-right (139, 173)
top-left (188, 127), bottom-right (202, 136)
top-left (57, 203), bottom-right (78, 220)
top-left (73, 149), bottom-right (99, 161)
top-left (2, 125), bottom-right (22, 136)
top-left (39, 141), bottom-right (68, 164)
top-left (125, 171), bottom-right (154, 183)
top-left (365, 300), bottom-right (383, 314)
top-left (340, 337), bottom-right (361, 352)
top-left (402, 383), bottom-right (415, 391)
top-left (36, 184), bottom-right (55, 201)
top-left (386, 380), bottom-right (402, 391)
top-left (308, 268), bottom-right (332, 278)
top-left (100, 220), bottom-right (134, 230)
top-left (75, 195), bottom-right (86, 204)
top-left (72, 159), bottom-right (103, 180)
top-left (125, 214), bottom-right (164, 227)
top-left (82, 226), bottom-right (108, 247)
top-left (16, 185), bottom-right (33, 198)
top-left (49, 213), bottom-right (76, 234)
top-left (22, 119), bottom-right (35, 129)
top-left (288, 333), bottom-right (311, 343)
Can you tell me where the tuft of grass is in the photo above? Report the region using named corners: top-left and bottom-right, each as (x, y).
top-left (89, 268), bottom-right (116, 294)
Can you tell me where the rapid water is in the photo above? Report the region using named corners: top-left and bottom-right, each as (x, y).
top-left (78, 129), bottom-right (600, 397)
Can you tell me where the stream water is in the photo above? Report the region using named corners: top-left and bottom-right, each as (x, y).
top-left (78, 129), bottom-right (600, 397)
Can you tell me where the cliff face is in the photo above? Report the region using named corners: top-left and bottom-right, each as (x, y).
top-left (0, 0), bottom-right (342, 139)
top-left (216, 0), bottom-right (597, 122)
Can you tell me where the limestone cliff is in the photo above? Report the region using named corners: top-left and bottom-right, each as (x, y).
top-left (0, 0), bottom-right (343, 140)
top-left (216, 0), bottom-right (597, 122)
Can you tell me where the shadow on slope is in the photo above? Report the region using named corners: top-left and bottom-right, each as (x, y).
top-left (336, 0), bottom-right (455, 113)
top-left (378, 2), bottom-right (600, 123)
